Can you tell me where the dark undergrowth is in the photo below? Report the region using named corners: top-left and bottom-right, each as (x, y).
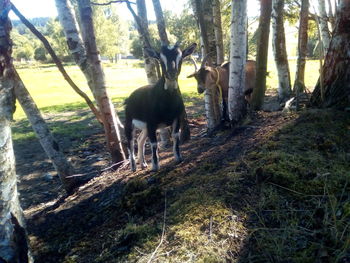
top-left (24, 109), bottom-right (349, 262)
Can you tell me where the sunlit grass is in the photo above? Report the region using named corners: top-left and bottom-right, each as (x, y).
top-left (14, 58), bottom-right (320, 120)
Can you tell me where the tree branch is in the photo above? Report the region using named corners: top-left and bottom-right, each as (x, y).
top-left (11, 3), bottom-right (103, 124)
top-left (91, 0), bottom-right (135, 6)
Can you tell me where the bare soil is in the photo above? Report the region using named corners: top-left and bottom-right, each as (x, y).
top-left (14, 94), bottom-right (296, 262)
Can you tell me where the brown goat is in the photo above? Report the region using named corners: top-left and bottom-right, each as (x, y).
top-left (188, 59), bottom-right (256, 121)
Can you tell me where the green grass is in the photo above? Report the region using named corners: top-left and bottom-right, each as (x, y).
top-left (14, 60), bottom-right (201, 120)
top-left (14, 59), bottom-right (320, 120)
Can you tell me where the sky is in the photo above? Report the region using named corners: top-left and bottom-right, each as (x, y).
top-left (9, 0), bottom-right (260, 21)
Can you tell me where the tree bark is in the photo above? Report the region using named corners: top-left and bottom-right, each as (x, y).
top-left (55, 0), bottom-right (125, 163)
top-left (152, 0), bottom-right (168, 45)
top-left (193, 0), bottom-right (221, 131)
top-left (271, 0), bottom-right (291, 102)
top-left (318, 0), bottom-right (332, 55)
top-left (77, 0), bottom-right (125, 163)
top-left (13, 71), bottom-right (80, 192)
top-left (251, 0), bottom-right (272, 110)
top-left (0, 1), bottom-right (31, 261)
top-left (293, 0), bottom-right (309, 94)
top-left (213, 0), bottom-right (225, 65)
top-left (228, 0), bottom-right (248, 124)
top-left (310, 0), bottom-right (350, 109)
top-left (136, 0), bottom-right (159, 84)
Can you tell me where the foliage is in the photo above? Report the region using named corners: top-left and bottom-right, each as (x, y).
top-left (164, 9), bottom-right (200, 49)
top-left (92, 3), bottom-right (129, 61)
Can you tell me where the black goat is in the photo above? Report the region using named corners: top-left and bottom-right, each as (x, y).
top-left (124, 43), bottom-right (197, 172)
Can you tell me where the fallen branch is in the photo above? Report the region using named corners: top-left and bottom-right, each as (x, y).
top-left (147, 193), bottom-right (167, 263)
top-left (11, 3), bottom-right (103, 124)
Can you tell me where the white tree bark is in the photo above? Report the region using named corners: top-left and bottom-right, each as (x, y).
top-left (272, 0), bottom-right (291, 101)
top-left (318, 0), bottom-right (332, 56)
top-left (228, 0), bottom-right (247, 124)
top-left (0, 2), bottom-right (31, 260)
top-left (77, 0), bottom-right (125, 163)
top-left (55, 0), bottom-right (125, 163)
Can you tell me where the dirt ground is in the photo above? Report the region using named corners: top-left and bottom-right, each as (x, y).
top-left (14, 93), bottom-right (295, 262)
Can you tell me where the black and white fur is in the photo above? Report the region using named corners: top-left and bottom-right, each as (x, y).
top-left (124, 43), bottom-right (197, 172)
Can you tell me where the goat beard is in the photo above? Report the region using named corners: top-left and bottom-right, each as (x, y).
top-left (164, 78), bottom-right (178, 90)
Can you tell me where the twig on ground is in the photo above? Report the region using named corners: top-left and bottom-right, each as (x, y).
top-left (147, 193), bottom-right (167, 263)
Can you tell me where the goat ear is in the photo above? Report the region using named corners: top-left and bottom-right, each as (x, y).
top-left (144, 47), bottom-right (160, 59)
top-left (182, 43), bottom-right (197, 58)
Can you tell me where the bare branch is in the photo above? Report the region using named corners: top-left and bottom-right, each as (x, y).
top-left (91, 0), bottom-right (135, 6)
top-left (10, 3), bottom-right (103, 123)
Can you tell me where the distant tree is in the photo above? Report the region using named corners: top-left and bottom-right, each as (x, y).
top-left (45, 19), bottom-right (71, 61)
top-left (251, 0), bottom-right (272, 110)
top-left (272, 0), bottom-right (291, 102)
top-left (293, 0), bottom-right (309, 94)
top-left (228, 0), bottom-right (248, 124)
top-left (0, 1), bottom-right (31, 261)
top-left (92, 3), bottom-right (128, 61)
top-left (55, 0), bottom-right (126, 163)
top-left (164, 10), bottom-right (200, 49)
top-left (310, 0), bottom-right (350, 109)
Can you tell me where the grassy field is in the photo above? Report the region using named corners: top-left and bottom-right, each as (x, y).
top-left (14, 59), bottom-right (320, 120)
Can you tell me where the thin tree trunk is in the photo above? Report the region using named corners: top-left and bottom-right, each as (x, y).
top-left (213, 0), bottom-right (225, 65)
top-left (318, 0), bottom-right (332, 55)
top-left (137, 0), bottom-right (159, 84)
top-left (228, 0), bottom-right (248, 124)
top-left (55, 0), bottom-right (125, 163)
top-left (77, 0), bottom-right (125, 163)
top-left (0, 2), bottom-right (31, 260)
top-left (310, 0), bottom-right (350, 109)
top-left (272, 0), bottom-right (291, 102)
top-left (13, 71), bottom-right (80, 192)
top-left (152, 0), bottom-right (168, 45)
top-left (193, 0), bottom-right (221, 131)
top-left (251, 0), bottom-right (272, 110)
top-left (293, 0), bottom-right (309, 94)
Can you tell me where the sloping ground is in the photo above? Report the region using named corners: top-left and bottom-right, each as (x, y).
top-left (22, 109), bottom-right (349, 262)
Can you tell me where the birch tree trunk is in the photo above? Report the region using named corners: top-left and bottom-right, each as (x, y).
top-left (318, 0), bottom-right (332, 55)
top-left (55, 0), bottom-right (125, 163)
top-left (251, 0), bottom-right (272, 110)
top-left (137, 0), bottom-right (159, 84)
top-left (310, 0), bottom-right (350, 109)
top-left (77, 0), bottom-right (125, 163)
top-left (272, 0), bottom-right (291, 102)
top-left (293, 0), bottom-right (309, 94)
top-left (152, 0), bottom-right (168, 45)
top-left (228, 0), bottom-right (248, 124)
top-left (193, 0), bottom-right (221, 131)
top-left (13, 72), bottom-right (79, 192)
top-left (0, 2), bottom-right (31, 261)
top-left (213, 0), bottom-right (225, 65)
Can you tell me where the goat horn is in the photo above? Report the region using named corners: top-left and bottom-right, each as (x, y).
top-left (174, 41), bottom-right (180, 48)
top-left (200, 51), bottom-right (214, 68)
